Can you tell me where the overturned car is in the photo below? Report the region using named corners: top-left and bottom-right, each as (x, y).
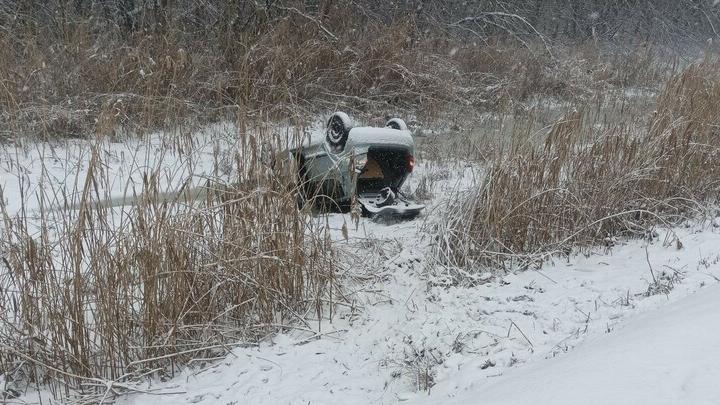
top-left (291, 112), bottom-right (424, 218)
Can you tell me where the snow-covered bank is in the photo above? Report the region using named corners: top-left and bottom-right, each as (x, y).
top-left (116, 213), bottom-right (720, 405)
top-left (424, 283), bottom-right (720, 405)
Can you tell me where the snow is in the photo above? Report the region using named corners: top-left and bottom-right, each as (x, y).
top-left (423, 283), bottom-right (720, 405)
top-left (292, 123), bottom-right (414, 151)
top-left (0, 123), bottom-right (239, 216)
top-left (346, 127), bottom-right (414, 149)
top-left (113, 215), bottom-right (720, 405)
top-left (2, 129), bottom-right (720, 405)
top-left (115, 158), bottom-right (720, 405)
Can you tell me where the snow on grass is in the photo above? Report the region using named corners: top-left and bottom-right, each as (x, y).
top-left (0, 122), bottom-right (239, 216)
top-left (423, 283), bottom-right (720, 405)
top-left (2, 131), bottom-right (719, 404)
top-left (116, 222), bottom-right (720, 405)
top-left (112, 160), bottom-right (720, 405)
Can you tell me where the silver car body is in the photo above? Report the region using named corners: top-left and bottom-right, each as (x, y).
top-left (291, 121), bottom-right (424, 216)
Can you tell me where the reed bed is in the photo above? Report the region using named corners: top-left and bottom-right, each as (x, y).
top-left (438, 58), bottom-right (720, 270)
top-left (0, 128), bottom-right (336, 401)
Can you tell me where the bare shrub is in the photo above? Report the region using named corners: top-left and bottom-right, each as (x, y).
top-left (439, 59), bottom-right (720, 269)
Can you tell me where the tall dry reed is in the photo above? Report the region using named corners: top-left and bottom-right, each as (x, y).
top-left (438, 58), bottom-right (720, 270)
top-left (0, 127), bottom-right (335, 401)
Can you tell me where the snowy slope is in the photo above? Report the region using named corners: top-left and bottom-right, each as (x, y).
top-left (115, 158), bottom-right (720, 405)
top-left (423, 283), bottom-right (720, 405)
top-left (116, 198), bottom-right (720, 405)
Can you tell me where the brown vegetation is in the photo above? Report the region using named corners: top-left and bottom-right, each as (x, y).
top-left (1, 0), bottom-right (720, 401)
top-left (438, 58), bottom-right (720, 270)
top-left (0, 130), bottom-right (335, 400)
top-left (0, 1), bottom-right (695, 140)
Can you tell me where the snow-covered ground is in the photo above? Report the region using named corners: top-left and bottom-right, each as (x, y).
top-left (115, 160), bottom-right (720, 405)
top-left (2, 129), bottom-right (720, 405)
top-left (114, 219), bottom-right (720, 405)
top-left (0, 123), bottom-right (239, 216)
top-left (423, 283), bottom-right (720, 405)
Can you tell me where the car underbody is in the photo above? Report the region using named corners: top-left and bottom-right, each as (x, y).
top-left (291, 113), bottom-right (425, 218)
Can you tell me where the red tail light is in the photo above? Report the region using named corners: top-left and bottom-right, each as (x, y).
top-left (407, 154), bottom-right (415, 172)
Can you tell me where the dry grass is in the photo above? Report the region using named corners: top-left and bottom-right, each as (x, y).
top-left (0, 128), bottom-right (336, 401)
top-left (0, 4), bottom-right (712, 401)
top-left (438, 58), bottom-right (720, 270)
top-left (0, 4), bottom-right (677, 141)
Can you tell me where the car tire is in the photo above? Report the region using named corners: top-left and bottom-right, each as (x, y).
top-left (326, 111), bottom-right (352, 152)
top-left (385, 118), bottom-right (408, 131)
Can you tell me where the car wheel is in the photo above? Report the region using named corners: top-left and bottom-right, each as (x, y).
top-left (385, 118), bottom-right (408, 131)
top-left (326, 111), bottom-right (352, 152)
